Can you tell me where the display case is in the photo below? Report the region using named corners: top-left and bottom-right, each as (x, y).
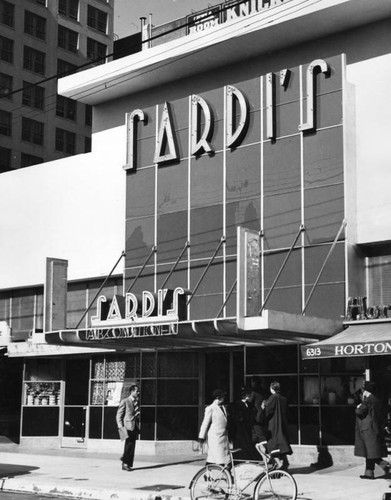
top-left (24, 381), bottom-right (61, 406)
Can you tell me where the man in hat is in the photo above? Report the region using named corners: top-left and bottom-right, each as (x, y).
top-left (355, 381), bottom-right (390, 479)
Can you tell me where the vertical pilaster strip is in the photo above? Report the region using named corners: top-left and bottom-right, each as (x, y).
top-left (188, 96), bottom-right (192, 315)
top-left (223, 86), bottom-right (227, 315)
top-left (260, 75), bottom-right (265, 307)
top-left (299, 65), bottom-right (305, 315)
top-left (154, 104), bottom-right (159, 293)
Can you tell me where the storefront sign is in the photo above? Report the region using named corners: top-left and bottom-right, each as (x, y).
top-left (187, 7), bottom-right (221, 34)
top-left (91, 287), bottom-right (188, 335)
top-left (223, 0), bottom-right (288, 22)
top-left (302, 341), bottom-right (391, 359)
top-left (124, 58), bottom-right (330, 171)
top-left (345, 296), bottom-right (391, 321)
top-left (186, 0), bottom-right (291, 34)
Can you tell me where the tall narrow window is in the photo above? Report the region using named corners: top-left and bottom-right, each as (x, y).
top-left (0, 0), bottom-right (14, 27)
top-left (22, 82), bottom-right (45, 110)
top-left (57, 58), bottom-right (77, 77)
top-left (55, 128), bottom-right (76, 154)
top-left (56, 95), bottom-right (77, 121)
top-left (58, 25), bottom-right (78, 53)
top-left (87, 5), bottom-right (107, 33)
top-left (22, 117), bottom-right (44, 145)
top-left (58, 0), bottom-right (79, 20)
top-left (0, 72), bottom-right (12, 99)
top-left (24, 10), bottom-right (46, 40)
top-left (23, 46), bottom-right (45, 75)
top-left (87, 38), bottom-right (106, 64)
top-left (0, 146), bottom-right (11, 172)
top-left (0, 109), bottom-right (11, 136)
top-left (0, 35), bottom-right (13, 64)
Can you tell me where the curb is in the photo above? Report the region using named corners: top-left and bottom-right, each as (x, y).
top-left (0, 477), bottom-right (192, 500)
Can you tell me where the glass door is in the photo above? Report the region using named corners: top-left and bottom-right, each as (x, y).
top-left (61, 358), bottom-right (90, 448)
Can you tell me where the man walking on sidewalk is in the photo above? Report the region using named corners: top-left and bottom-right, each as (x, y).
top-left (116, 384), bottom-right (140, 471)
top-left (355, 380), bottom-right (390, 479)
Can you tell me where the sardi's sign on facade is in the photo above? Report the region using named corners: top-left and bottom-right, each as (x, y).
top-left (124, 58), bottom-right (332, 171)
top-left (86, 287), bottom-right (188, 340)
top-left (302, 341), bottom-right (391, 360)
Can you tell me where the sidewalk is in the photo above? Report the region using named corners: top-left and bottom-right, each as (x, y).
top-left (0, 444), bottom-right (391, 500)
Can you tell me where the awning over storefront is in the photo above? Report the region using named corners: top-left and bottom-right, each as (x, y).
top-left (301, 321), bottom-right (391, 360)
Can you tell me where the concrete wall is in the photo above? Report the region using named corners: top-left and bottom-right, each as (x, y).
top-left (0, 151), bottom-right (125, 288)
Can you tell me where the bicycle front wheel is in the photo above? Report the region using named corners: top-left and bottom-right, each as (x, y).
top-left (190, 464), bottom-right (232, 500)
top-left (253, 470), bottom-right (297, 500)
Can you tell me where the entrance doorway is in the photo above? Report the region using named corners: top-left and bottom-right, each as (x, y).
top-left (204, 350), bottom-right (244, 403)
top-left (61, 358), bottom-right (90, 448)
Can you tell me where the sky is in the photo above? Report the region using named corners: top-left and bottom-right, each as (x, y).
top-left (114, 0), bottom-right (222, 38)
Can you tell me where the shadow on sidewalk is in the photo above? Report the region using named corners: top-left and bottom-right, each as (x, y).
top-left (135, 457), bottom-right (205, 471)
top-left (0, 463), bottom-right (39, 479)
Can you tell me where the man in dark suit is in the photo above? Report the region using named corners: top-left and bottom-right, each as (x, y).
top-left (116, 385), bottom-right (140, 471)
top-left (229, 386), bottom-right (258, 460)
top-left (355, 381), bottom-right (390, 479)
top-left (264, 380), bottom-right (292, 470)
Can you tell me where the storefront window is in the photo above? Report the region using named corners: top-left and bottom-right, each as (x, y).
top-left (22, 358), bottom-right (63, 437)
top-left (89, 351), bottom-right (199, 440)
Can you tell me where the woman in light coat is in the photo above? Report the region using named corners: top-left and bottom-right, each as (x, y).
top-left (198, 389), bottom-right (230, 465)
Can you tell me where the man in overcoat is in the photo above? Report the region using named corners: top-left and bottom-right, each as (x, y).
top-left (198, 388), bottom-right (230, 465)
top-left (116, 384), bottom-right (140, 471)
top-left (263, 380), bottom-right (292, 470)
top-left (355, 381), bottom-right (390, 479)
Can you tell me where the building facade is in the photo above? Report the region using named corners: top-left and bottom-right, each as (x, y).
top-left (1, 0), bottom-right (391, 464)
top-left (0, 0), bottom-right (114, 172)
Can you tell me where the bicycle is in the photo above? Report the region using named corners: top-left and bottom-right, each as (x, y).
top-left (189, 446), bottom-right (297, 500)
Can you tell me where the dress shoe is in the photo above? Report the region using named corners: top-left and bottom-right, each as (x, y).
top-left (122, 464), bottom-right (132, 471)
top-left (359, 474), bottom-right (374, 480)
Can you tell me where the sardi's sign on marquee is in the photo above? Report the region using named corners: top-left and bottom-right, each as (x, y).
top-left (123, 58), bottom-right (332, 171)
top-left (302, 341), bottom-right (391, 360)
top-left (86, 287), bottom-right (188, 340)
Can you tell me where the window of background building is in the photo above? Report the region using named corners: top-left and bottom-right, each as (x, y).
top-left (22, 117), bottom-right (44, 145)
top-left (0, 72), bottom-right (12, 99)
top-left (56, 95), bottom-right (77, 121)
top-left (58, 0), bottom-right (79, 21)
top-left (85, 104), bottom-right (92, 126)
top-left (87, 38), bottom-right (106, 64)
top-left (23, 46), bottom-right (45, 75)
top-left (57, 58), bottom-right (77, 77)
top-left (24, 10), bottom-right (46, 40)
top-left (0, 146), bottom-right (11, 172)
top-left (55, 128), bottom-right (76, 154)
top-left (58, 25), bottom-right (78, 53)
top-left (22, 82), bottom-right (45, 109)
top-left (85, 136), bottom-right (91, 153)
top-left (21, 153), bottom-right (43, 168)
top-left (32, 0), bottom-right (46, 5)
top-left (87, 5), bottom-right (107, 33)
top-left (0, 109), bottom-right (11, 136)
top-left (0, 0), bottom-right (14, 27)
top-left (367, 253), bottom-right (391, 306)
top-left (0, 35), bottom-right (13, 63)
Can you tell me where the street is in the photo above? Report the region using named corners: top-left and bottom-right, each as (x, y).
top-left (0, 494), bottom-right (59, 500)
